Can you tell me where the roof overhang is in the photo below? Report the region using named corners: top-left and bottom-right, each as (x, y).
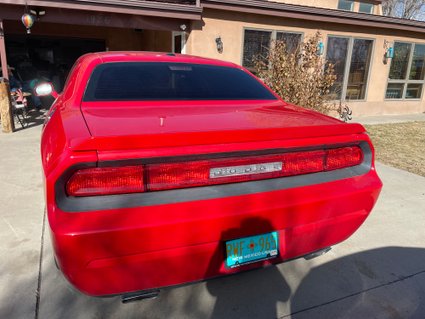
top-left (0, 0), bottom-right (202, 21)
top-left (203, 0), bottom-right (425, 35)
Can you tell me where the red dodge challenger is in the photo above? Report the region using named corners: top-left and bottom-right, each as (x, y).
top-left (39, 52), bottom-right (382, 301)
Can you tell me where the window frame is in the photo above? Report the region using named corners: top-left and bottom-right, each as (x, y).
top-left (241, 27), bottom-right (304, 70)
top-left (337, 0), bottom-right (354, 11)
top-left (326, 34), bottom-right (375, 102)
top-left (385, 41), bottom-right (425, 101)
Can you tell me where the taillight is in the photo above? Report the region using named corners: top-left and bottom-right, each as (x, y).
top-left (66, 166), bottom-right (144, 196)
top-left (65, 146), bottom-right (363, 196)
top-left (326, 146), bottom-right (363, 170)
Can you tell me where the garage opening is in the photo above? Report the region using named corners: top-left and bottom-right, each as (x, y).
top-left (6, 35), bottom-right (106, 92)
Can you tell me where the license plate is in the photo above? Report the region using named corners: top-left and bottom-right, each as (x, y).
top-left (225, 232), bottom-right (279, 268)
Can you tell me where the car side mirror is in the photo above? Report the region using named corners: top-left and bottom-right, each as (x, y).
top-left (35, 82), bottom-right (58, 99)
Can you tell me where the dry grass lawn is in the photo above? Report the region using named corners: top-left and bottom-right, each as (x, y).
top-left (365, 121), bottom-right (425, 177)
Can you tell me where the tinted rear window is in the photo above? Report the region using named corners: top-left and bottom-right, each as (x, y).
top-left (83, 62), bottom-right (277, 101)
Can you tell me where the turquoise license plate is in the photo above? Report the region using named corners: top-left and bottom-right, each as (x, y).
top-left (225, 231), bottom-right (279, 268)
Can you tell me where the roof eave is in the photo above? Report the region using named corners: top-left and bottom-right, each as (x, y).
top-left (0, 0), bottom-right (203, 20)
top-left (202, 0), bottom-right (425, 34)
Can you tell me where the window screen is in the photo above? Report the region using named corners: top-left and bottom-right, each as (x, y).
top-left (83, 62), bottom-right (277, 101)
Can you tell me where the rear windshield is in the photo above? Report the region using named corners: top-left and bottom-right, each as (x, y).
top-left (83, 62), bottom-right (277, 101)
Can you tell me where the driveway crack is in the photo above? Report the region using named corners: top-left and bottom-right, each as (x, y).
top-left (34, 209), bottom-right (46, 319)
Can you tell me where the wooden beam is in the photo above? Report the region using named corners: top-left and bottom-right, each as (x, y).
top-left (0, 20), bottom-right (8, 81)
top-left (0, 81), bottom-right (14, 133)
top-left (0, 20), bottom-right (14, 133)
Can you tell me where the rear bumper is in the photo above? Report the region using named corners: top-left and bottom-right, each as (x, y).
top-left (49, 168), bottom-right (382, 296)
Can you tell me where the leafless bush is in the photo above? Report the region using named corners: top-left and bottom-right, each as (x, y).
top-left (254, 32), bottom-right (337, 115)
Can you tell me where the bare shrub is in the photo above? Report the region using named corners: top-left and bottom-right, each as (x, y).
top-left (253, 32), bottom-right (337, 115)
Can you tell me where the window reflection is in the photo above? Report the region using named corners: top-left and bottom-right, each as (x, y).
top-left (359, 3), bottom-right (374, 14)
top-left (389, 42), bottom-right (411, 80)
top-left (326, 37), bottom-right (349, 100)
top-left (409, 44), bottom-right (425, 81)
top-left (387, 42), bottom-right (425, 100)
top-left (386, 83), bottom-right (404, 99)
top-left (243, 30), bottom-right (272, 69)
top-left (276, 32), bottom-right (302, 54)
top-left (338, 0), bottom-right (354, 11)
top-left (346, 39), bottom-right (373, 100)
top-left (406, 84), bottom-right (423, 99)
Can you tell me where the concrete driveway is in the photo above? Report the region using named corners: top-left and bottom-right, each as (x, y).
top-left (1, 124), bottom-right (425, 319)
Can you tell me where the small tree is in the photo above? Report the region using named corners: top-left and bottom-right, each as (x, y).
top-left (254, 32), bottom-right (337, 115)
top-left (382, 0), bottom-right (425, 20)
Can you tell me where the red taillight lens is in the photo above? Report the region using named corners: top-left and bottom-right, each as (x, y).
top-left (326, 146), bottom-right (363, 171)
top-left (65, 146), bottom-right (363, 196)
top-left (147, 155), bottom-right (288, 191)
top-left (66, 166), bottom-right (144, 196)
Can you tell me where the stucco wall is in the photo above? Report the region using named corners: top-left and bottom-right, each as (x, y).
top-left (270, 0), bottom-right (336, 9)
top-left (270, 0), bottom-right (382, 15)
top-left (188, 8), bottom-right (425, 115)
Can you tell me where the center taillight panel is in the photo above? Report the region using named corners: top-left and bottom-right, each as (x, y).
top-left (65, 146), bottom-right (363, 197)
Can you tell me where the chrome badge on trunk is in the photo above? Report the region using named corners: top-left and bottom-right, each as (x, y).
top-left (210, 162), bottom-right (283, 179)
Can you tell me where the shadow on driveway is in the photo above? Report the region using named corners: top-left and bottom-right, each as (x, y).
top-left (31, 245), bottom-right (425, 319)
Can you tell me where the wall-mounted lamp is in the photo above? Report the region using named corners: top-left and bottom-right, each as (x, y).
top-left (383, 40), bottom-right (394, 65)
top-left (180, 24), bottom-right (187, 31)
top-left (30, 8), bottom-right (46, 20)
top-left (317, 41), bottom-right (324, 56)
top-left (386, 46), bottom-right (394, 59)
top-left (215, 36), bottom-right (223, 54)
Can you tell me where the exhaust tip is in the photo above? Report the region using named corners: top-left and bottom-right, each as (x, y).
top-left (121, 290), bottom-right (160, 303)
top-left (303, 247), bottom-right (332, 260)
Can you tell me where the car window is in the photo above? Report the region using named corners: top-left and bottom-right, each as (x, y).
top-left (83, 62), bottom-right (277, 101)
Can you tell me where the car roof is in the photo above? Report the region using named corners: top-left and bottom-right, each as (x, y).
top-left (83, 51), bottom-right (240, 68)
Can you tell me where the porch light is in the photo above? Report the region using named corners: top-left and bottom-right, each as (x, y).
top-left (317, 41), bottom-right (324, 56)
top-left (386, 47), bottom-right (394, 59)
top-left (216, 36), bottom-right (223, 54)
top-left (30, 9), bottom-right (46, 18)
top-left (21, 13), bottom-right (35, 34)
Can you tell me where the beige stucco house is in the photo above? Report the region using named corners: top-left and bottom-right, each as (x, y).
top-left (1, 0), bottom-right (425, 116)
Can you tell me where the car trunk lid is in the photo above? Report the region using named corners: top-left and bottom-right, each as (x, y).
top-left (77, 100), bottom-right (365, 152)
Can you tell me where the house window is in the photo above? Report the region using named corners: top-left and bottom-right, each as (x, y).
top-left (338, 0), bottom-right (354, 11)
top-left (386, 42), bottom-right (425, 99)
top-left (359, 3), bottom-right (374, 14)
top-left (243, 30), bottom-right (272, 69)
top-left (326, 36), bottom-right (374, 100)
top-left (242, 29), bottom-right (302, 69)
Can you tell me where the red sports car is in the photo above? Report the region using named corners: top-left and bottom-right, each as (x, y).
top-left (39, 52), bottom-right (382, 301)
